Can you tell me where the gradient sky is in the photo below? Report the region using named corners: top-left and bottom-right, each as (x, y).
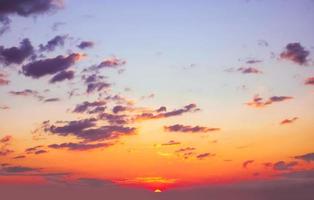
top-left (0, 0), bottom-right (314, 199)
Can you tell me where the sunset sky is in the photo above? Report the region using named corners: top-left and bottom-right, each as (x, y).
top-left (0, 0), bottom-right (314, 199)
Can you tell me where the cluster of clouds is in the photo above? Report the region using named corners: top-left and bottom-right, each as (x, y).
top-left (0, 0), bottom-right (64, 35)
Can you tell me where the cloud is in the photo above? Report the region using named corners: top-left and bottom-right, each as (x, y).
top-left (44, 98), bottom-right (60, 103)
top-left (94, 57), bottom-right (126, 70)
top-left (25, 145), bottom-right (44, 153)
top-left (175, 147), bottom-right (196, 153)
top-left (77, 178), bottom-right (116, 188)
top-left (73, 101), bottom-right (106, 113)
top-left (0, 0), bottom-right (63, 35)
top-left (112, 105), bottom-right (127, 114)
top-left (2, 166), bottom-right (39, 173)
top-left (0, 135), bottom-right (13, 156)
top-left (9, 89), bottom-right (43, 100)
top-left (39, 35), bottom-right (67, 52)
top-left (48, 142), bottom-right (113, 151)
top-left (162, 140), bottom-right (181, 146)
top-left (196, 153), bottom-right (214, 160)
top-left (164, 124), bottom-right (220, 133)
top-left (43, 119), bottom-right (136, 142)
top-left (246, 95), bottom-right (293, 108)
top-left (273, 161), bottom-right (298, 171)
top-left (0, 135), bottom-right (12, 144)
top-left (49, 70), bottom-right (74, 83)
top-left (0, 38), bottom-right (34, 65)
top-left (0, 73), bottom-right (10, 86)
top-left (82, 74), bottom-right (111, 93)
top-left (77, 41), bottom-right (94, 49)
top-left (280, 43), bottom-right (310, 65)
top-left (280, 117), bottom-right (298, 125)
top-left (135, 104), bottom-right (200, 121)
top-left (22, 53), bottom-right (82, 79)
top-left (0, 0), bottom-right (63, 17)
top-left (237, 67), bottom-right (262, 74)
top-left (246, 59), bottom-right (263, 64)
top-left (243, 160), bottom-right (254, 168)
top-left (0, 149), bottom-right (14, 156)
top-left (305, 77), bottom-right (314, 85)
top-left (34, 150), bottom-right (48, 154)
top-left (25, 145), bottom-right (47, 155)
top-left (294, 152), bottom-right (314, 162)
top-left (13, 155), bottom-right (26, 159)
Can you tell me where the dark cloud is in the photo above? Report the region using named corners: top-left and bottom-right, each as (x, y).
top-left (0, 0), bottom-right (63, 35)
top-left (49, 70), bottom-right (74, 83)
top-left (73, 101), bottom-right (106, 113)
top-left (112, 105), bottom-right (127, 114)
top-left (305, 77), bottom-right (314, 85)
top-left (273, 161), bottom-right (298, 171)
top-left (82, 74), bottom-right (111, 93)
top-left (238, 67), bottom-right (262, 74)
top-left (13, 155), bottom-right (26, 159)
top-left (175, 147), bottom-right (196, 153)
top-left (2, 166), bottom-right (39, 173)
top-left (246, 95), bottom-right (293, 108)
top-left (280, 117), bottom-right (298, 125)
top-left (164, 124), bottom-right (220, 133)
top-left (34, 150), bottom-right (48, 155)
top-left (246, 59), bottom-right (262, 64)
top-left (48, 142), bottom-right (112, 151)
top-left (25, 145), bottom-right (47, 155)
top-left (43, 119), bottom-right (136, 142)
top-left (9, 89), bottom-right (43, 100)
top-left (294, 152), bottom-right (314, 162)
top-left (22, 53), bottom-right (82, 79)
top-left (196, 153), bottom-right (214, 160)
top-left (156, 106), bottom-right (167, 112)
top-left (77, 178), bottom-right (116, 188)
top-left (39, 35), bottom-right (67, 52)
top-left (0, 0), bottom-right (63, 17)
top-left (87, 82), bottom-right (111, 94)
top-left (243, 160), bottom-right (254, 168)
top-left (135, 104), bottom-right (200, 121)
top-left (77, 41), bottom-right (94, 49)
top-left (44, 98), bottom-right (60, 103)
top-left (0, 38), bottom-right (34, 65)
top-left (161, 140), bottom-right (181, 146)
top-left (280, 43), bottom-right (310, 65)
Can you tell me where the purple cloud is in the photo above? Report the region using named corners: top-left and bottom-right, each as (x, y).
top-left (77, 41), bottom-right (94, 49)
top-left (164, 124), bottom-right (220, 133)
top-left (49, 70), bottom-right (74, 83)
top-left (0, 38), bottom-right (34, 65)
top-left (22, 53), bottom-right (82, 78)
top-left (280, 43), bottom-right (310, 65)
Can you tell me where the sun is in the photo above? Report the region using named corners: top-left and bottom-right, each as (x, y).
top-left (154, 189), bottom-right (162, 193)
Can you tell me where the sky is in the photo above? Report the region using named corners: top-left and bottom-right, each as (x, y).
top-left (0, 0), bottom-right (314, 199)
